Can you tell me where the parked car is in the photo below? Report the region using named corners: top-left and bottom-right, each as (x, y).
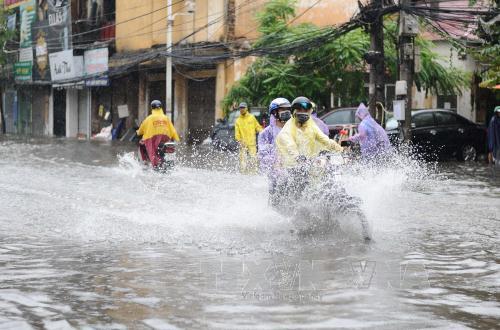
top-left (211, 111), bottom-right (239, 151)
top-left (320, 107), bottom-right (359, 138)
top-left (211, 108), bottom-right (269, 151)
top-left (385, 109), bottom-right (487, 161)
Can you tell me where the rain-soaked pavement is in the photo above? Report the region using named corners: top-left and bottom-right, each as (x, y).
top-left (0, 136), bottom-right (499, 329)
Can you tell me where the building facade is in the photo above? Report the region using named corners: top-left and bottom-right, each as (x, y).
top-left (1, 0), bottom-right (491, 141)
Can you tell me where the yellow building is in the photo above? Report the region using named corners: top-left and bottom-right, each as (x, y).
top-left (111, 0), bottom-right (359, 141)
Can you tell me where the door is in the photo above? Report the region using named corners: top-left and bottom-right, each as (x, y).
top-left (188, 78), bottom-right (215, 144)
top-left (78, 89), bottom-right (90, 138)
top-left (53, 89), bottom-right (66, 137)
top-left (411, 112), bottom-right (437, 157)
top-left (434, 111), bottom-right (461, 157)
top-left (18, 89), bottom-right (32, 135)
top-left (3, 90), bottom-right (17, 134)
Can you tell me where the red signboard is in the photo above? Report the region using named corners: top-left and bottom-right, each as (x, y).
top-left (4, 0), bottom-right (30, 9)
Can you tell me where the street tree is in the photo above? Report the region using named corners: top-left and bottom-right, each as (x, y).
top-left (223, 0), bottom-right (470, 113)
top-left (0, 7), bottom-right (16, 133)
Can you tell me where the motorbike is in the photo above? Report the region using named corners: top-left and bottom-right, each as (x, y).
top-left (272, 149), bottom-right (371, 241)
top-left (138, 140), bottom-right (177, 172)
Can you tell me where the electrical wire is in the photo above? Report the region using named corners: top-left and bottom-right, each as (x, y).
top-left (6, 0), bottom-right (498, 84)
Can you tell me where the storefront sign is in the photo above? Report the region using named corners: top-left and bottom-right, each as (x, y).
top-left (20, 0), bottom-right (35, 48)
top-left (19, 47), bottom-right (33, 62)
top-left (49, 49), bottom-right (74, 81)
top-left (85, 76), bottom-right (109, 87)
top-left (4, 0), bottom-right (29, 9)
top-left (14, 61), bottom-right (32, 81)
top-left (84, 48), bottom-right (108, 75)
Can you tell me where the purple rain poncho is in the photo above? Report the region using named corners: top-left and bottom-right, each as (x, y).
top-left (258, 115), bottom-right (282, 174)
top-left (349, 103), bottom-right (391, 159)
top-left (312, 113), bottom-right (330, 136)
top-left (488, 113), bottom-right (500, 160)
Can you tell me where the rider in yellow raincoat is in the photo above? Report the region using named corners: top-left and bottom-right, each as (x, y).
top-left (276, 96), bottom-right (343, 168)
top-left (235, 102), bottom-right (263, 173)
top-left (137, 100), bottom-right (180, 167)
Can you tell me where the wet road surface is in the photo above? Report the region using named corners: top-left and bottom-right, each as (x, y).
top-left (0, 137), bottom-right (499, 329)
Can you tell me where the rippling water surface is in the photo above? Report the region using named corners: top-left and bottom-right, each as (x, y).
top-left (0, 137), bottom-right (499, 329)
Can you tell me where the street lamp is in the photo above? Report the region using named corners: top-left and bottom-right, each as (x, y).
top-left (166, 0), bottom-right (195, 122)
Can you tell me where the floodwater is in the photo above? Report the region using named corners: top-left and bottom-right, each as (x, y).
top-left (0, 137), bottom-right (499, 329)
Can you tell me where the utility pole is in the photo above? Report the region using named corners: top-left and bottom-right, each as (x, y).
top-left (398, 0), bottom-right (418, 141)
top-left (165, 1), bottom-right (195, 123)
top-left (367, 0), bottom-right (385, 119)
top-left (166, 0), bottom-right (173, 122)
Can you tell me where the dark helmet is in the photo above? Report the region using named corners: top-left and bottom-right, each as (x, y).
top-left (151, 100), bottom-right (162, 109)
top-left (291, 96), bottom-right (313, 111)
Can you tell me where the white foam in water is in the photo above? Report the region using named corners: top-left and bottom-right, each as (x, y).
top-left (0, 140), bottom-right (437, 246)
top-left (109, 148), bottom-right (435, 245)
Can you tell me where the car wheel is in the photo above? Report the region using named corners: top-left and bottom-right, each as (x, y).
top-left (458, 144), bottom-right (477, 161)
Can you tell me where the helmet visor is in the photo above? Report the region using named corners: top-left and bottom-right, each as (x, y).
top-left (292, 101), bottom-right (312, 111)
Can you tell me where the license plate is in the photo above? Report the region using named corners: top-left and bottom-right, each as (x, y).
top-left (163, 152), bottom-right (176, 161)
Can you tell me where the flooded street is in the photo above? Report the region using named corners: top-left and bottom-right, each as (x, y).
top-left (0, 137), bottom-right (499, 329)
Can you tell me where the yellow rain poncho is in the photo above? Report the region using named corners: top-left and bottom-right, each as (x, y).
top-left (136, 108), bottom-right (180, 141)
top-left (235, 111), bottom-right (263, 147)
top-left (235, 111), bottom-right (263, 173)
top-left (276, 116), bottom-right (343, 168)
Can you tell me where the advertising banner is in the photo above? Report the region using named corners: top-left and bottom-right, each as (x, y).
top-left (32, 0), bottom-right (72, 81)
top-left (49, 49), bottom-right (74, 81)
top-left (36, 0), bottom-right (71, 51)
top-left (19, 47), bottom-right (33, 62)
top-left (5, 0), bottom-right (29, 9)
top-left (84, 48), bottom-right (109, 75)
top-left (14, 61), bottom-right (32, 81)
top-left (20, 0), bottom-right (36, 48)
top-left (32, 20), bottom-right (50, 80)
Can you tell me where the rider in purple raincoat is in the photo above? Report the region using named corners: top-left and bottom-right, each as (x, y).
top-left (349, 103), bottom-right (391, 160)
top-left (258, 98), bottom-right (292, 205)
top-left (311, 102), bottom-right (330, 136)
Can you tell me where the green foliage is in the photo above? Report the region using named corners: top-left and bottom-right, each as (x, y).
top-left (473, 0), bottom-right (499, 89)
top-left (223, 0), bottom-right (472, 113)
top-left (0, 7), bottom-right (16, 66)
top-left (475, 43), bottom-right (500, 88)
top-left (415, 37), bottom-right (470, 96)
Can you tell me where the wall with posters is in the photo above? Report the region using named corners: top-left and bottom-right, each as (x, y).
top-left (32, 0), bottom-right (72, 81)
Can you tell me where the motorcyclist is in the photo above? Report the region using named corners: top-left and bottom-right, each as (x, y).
top-left (348, 103), bottom-right (391, 161)
top-left (487, 106), bottom-right (500, 165)
top-left (311, 102), bottom-right (330, 136)
top-left (136, 100), bottom-right (180, 168)
top-left (258, 98), bottom-right (292, 205)
top-left (276, 96), bottom-right (343, 168)
top-left (235, 102), bottom-right (263, 174)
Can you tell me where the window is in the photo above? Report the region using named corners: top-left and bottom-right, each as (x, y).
top-left (435, 112), bottom-right (458, 126)
top-left (323, 110), bottom-right (352, 125)
top-left (413, 113), bottom-right (435, 128)
top-left (437, 95), bottom-right (457, 112)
